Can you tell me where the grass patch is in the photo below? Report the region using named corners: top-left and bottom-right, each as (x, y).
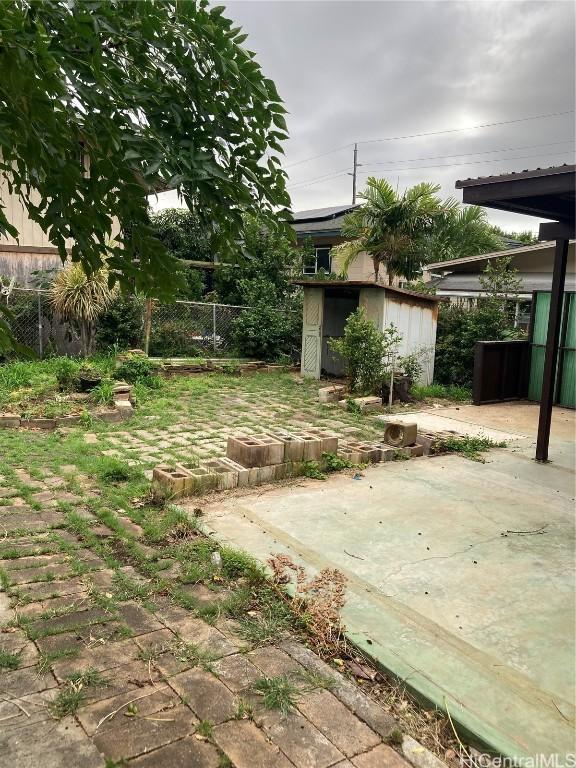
top-left (436, 435), bottom-right (505, 462)
top-left (252, 675), bottom-right (299, 714)
top-left (0, 648), bottom-right (22, 670)
top-left (94, 456), bottom-right (143, 484)
top-left (411, 383), bottom-right (471, 402)
top-left (196, 720), bottom-right (214, 739)
top-left (171, 640), bottom-right (217, 672)
top-left (37, 648), bottom-right (79, 675)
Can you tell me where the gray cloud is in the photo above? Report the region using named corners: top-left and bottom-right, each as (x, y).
top-left (155, 1), bottom-right (575, 232)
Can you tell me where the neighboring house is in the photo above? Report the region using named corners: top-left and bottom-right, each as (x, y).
top-left (423, 240), bottom-right (576, 328)
top-left (292, 204), bottom-right (389, 282)
top-left (0, 176), bottom-right (65, 286)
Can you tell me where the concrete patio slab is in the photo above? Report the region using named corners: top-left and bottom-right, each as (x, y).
top-left (200, 405), bottom-right (576, 759)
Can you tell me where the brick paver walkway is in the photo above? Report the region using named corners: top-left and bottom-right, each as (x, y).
top-left (1, 469), bottom-right (412, 768)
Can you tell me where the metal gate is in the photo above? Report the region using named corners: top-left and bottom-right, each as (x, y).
top-left (528, 291), bottom-right (575, 408)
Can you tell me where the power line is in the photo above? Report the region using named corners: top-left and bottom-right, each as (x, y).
top-left (363, 139), bottom-right (575, 167)
top-left (287, 141), bottom-right (574, 189)
top-left (357, 110), bottom-right (575, 145)
top-left (357, 149), bottom-right (575, 174)
top-left (288, 149), bottom-right (575, 191)
top-left (283, 110), bottom-right (575, 170)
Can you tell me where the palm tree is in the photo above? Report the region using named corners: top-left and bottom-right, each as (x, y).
top-left (337, 178), bottom-right (447, 283)
top-left (50, 264), bottom-right (117, 357)
top-left (422, 204), bottom-right (504, 264)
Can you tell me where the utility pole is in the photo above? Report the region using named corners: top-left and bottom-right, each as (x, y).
top-left (352, 143), bottom-right (358, 204)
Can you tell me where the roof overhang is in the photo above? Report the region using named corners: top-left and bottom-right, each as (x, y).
top-left (456, 165), bottom-right (575, 233)
top-left (292, 279), bottom-right (443, 304)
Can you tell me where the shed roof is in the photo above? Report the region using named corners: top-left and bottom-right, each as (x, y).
top-left (292, 279), bottom-right (443, 303)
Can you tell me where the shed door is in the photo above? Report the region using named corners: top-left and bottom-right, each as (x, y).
top-left (301, 288), bottom-right (323, 378)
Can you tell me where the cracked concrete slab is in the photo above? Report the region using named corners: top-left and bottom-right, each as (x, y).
top-left (200, 404), bottom-right (576, 759)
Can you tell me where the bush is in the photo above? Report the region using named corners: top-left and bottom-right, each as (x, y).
top-left (433, 304), bottom-right (516, 387)
top-left (231, 303), bottom-right (301, 361)
top-left (53, 357), bottom-right (81, 391)
top-left (148, 320), bottom-right (203, 358)
top-left (96, 295), bottom-right (144, 351)
top-left (328, 308), bottom-right (401, 394)
top-left (114, 355), bottom-right (157, 384)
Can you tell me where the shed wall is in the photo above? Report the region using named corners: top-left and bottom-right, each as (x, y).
top-left (383, 297), bottom-right (437, 384)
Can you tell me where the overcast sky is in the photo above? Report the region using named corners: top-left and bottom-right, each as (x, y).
top-left (153, 0), bottom-right (576, 233)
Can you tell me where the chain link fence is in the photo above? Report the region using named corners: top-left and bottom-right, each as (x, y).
top-left (148, 300), bottom-right (247, 358)
top-left (0, 288), bottom-right (271, 359)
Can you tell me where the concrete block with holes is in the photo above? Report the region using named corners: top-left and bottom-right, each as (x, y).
top-left (289, 432), bottom-right (323, 461)
top-left (152, 464), bottom-right (192, 498)
top-left (201, 459), bottom-right (239, 490)
top-left (304, 428), bottom-right (339, 455)
top-left (318, 384), bottom-right (346, 403)
top-left (266, 432), bottom-right (306, 462)
top-left (217, 457), bottom-right (251, 487)
top-left (341, 440), bottom-right (381, 464)
top-left (176, 464), bottom-right (219, 495)
top-left (226, 434), bottom-right (284, 467)
top-left (383, 421), bottom-right (418, 447)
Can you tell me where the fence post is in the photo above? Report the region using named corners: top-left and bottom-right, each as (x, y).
top-left (143, 297), bottom-right (153, 355)
top-left (212, 303), bottom-right (217, 352)
top-left (37, 291), bottom-right (43, 359)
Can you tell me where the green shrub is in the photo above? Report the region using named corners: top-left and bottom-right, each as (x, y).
top-left (149, 320), bottom-right (203, 358)
top-left (90, 378), bottom-right (115, 405)
top-left (411, 383), bottom-right (471, 402)
top-left (96, 295), bottom-right (144, 351)
top-left (231, 303), bottom-right (301, 362)
top-left (329, 308), bottom-right (401, 394)
top-left (53, 357), bottom-right (81, 391)
top-left (434, 304), bottom-right (520, 387)
top-left (114, 355), bottom-right (157, 384)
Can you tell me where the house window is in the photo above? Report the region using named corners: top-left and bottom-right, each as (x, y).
top-left (303, 246), bottom-right (332, 275)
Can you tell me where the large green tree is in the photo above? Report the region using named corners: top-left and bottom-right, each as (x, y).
top-left (423, 204), bottom-right (504, 264)
top-left (335, 178), bottom-right (448, 283)
top-left (335, 177), bottom-right (506, 282)
top-left (0, 1), bottom-right (290, 306)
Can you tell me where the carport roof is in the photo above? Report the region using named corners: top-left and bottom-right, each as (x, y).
top-left (456, 164), bottom-right (575, 222)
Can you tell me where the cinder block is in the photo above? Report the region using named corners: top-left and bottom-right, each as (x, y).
top-left (338, 445), bottom-right (363, 465)
top-left (415, 433), bottom-right (438, 455)
top-left (267, 432), bottom-right (305, 462)
top-left (353, 396), bottom-right (382, 412)
top-left (247, 464), bottom-right (276, 486)
top-left (152, 464), bottom-right (191, 498)
top-left (383, 421), bottom-right (418, 447)
top-left (305, 428), bottom-right (339, 455)
top-left (407, 444), bottom-right (424, 458)
top-left (218, 457), bottom-right (251, 487)
top-left (201, 459), bottom-right (239, 490)
top-left (318, 385), bottom-right (346, 403)
top-left (291, 432), bottom-right (323, 461)
top-left (376, 444), bottom-right (396, 462)
top-left (227, 434), bottom-right (284, 467)
top-left (343, 440), bottom-right (381, 463)
top-left (273, 462), bottom-right (292, 481)
top-left (0, 414), bottom-right (21, 428)
top-left (175, 464), bottom-right (218, 495)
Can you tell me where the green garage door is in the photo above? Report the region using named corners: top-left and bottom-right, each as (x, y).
top-left (528, 291), bottom-right (575, 408)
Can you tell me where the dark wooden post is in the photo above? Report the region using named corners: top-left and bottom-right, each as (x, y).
top-left (535, 237), bottom-right (569, 462)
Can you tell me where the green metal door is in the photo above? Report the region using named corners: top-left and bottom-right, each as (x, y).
top-left (558, 293), bottom-right (576, 408)
top-left (528, 291), bottom-right (575, 407)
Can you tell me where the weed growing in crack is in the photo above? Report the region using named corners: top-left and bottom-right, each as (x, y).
top-left (0, 648), bottom-right (22, 670)
top-left (252, 675), bottom-right (299, 714)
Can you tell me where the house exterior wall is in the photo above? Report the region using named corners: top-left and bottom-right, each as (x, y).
top-left (0, 248), bottom-right (63, 286)
top-left (331, 249), bottom-right (376, 281)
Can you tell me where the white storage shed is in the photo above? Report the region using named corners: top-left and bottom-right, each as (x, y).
top-left (294, 280), bottom-right (442, 384)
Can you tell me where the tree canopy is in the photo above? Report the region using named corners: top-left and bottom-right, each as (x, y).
top-left (0, 1), bottom-right (290, 303)
top-left (335, 177), bottom-right (506, 281)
